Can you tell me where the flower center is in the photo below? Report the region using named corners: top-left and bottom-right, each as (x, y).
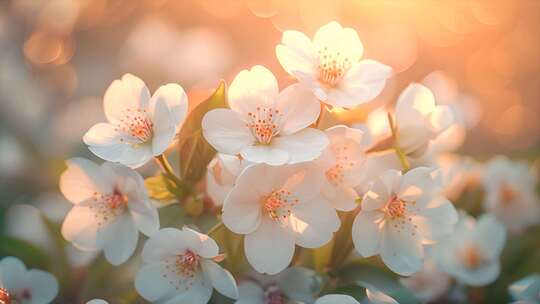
top-left (264, 284), bottom-right (284, 304)
top-left (89, 188), bottom-right (128, 227)
top-left (115, 108), bottom-right (154, 144)
top-left (263, 189), bottom-right (298, 222)
top-left (384, 196), bottom-right (407, 219)
top-left (325, 144), bottom-right (356, 185)
top-left (325, 165), bottom-right (344, 185)
top-left (175, 250), bottom-right (200, 277)
top-left (460, 244), bottom-right (486, 269)
top-left (317, 47), bottom-right (352, 87)
top-left (246, 107), bottom-right (282, 144)
top-left (500, 183), bottom-right (518, 204)
top-left (0, 288), bottom-right (11, 304)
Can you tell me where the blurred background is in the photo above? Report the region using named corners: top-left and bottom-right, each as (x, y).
top-left (0, 0), bottom-right (539, 303)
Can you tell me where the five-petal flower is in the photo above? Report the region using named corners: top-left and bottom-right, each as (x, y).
top-left (276, 21), bottom-right (392, 109)
top-left (84, 74), bottom-right (188, 168)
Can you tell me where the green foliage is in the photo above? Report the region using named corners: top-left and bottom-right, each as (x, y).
top-left (0, 235), bottom-right (50, 269)
top-left (144, 173), bottom-right (182, 203)
top-left (178, 81), bottom-right (227, 183)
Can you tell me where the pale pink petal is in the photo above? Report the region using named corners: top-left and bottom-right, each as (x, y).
top-left (201, 260), bottom-right (239, 299)
top-left (202, 109), bottom-right (255, 155)
top-left (60, 158), bottom-right (112, 204)
top-left (103, 74), bottom-right (151, 124)
top-left (272, 129), bottom-right (329, 164)
top-left (151, 83), bottom-right (188, 132)
top-left (352, 211), bottom-right (383, 257)
top-left (61, 206), bottom-right (100, 251)
top-left (380, 220), bottom-right (423, 276)
top-left (228, 65), bottom-right (279, 117)
top-left (98, 214), bottom-right (138, 265)
top-left (290, 197), bottom-right (340, 248)
top-left (276, 84), bottom-right (321, 135)
top-left (27, 269), bottom-right (59, 304)
top-left (149, 98), bottom-right (176, 156)
top-left (276, 30), bottom-right (317, 76)
top-left (240, 145), bottom-right (289, 166)
top-left (222, 185), bottom-right (262, 235)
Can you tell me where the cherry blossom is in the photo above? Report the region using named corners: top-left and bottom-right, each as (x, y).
top-left (234, 267), bottom-right (321, 304)
top-left (135, 227), bottom-right (238, 303)
top-left (0, 256), bottom-right (58, 304)
top-left (315, 125), bottom-right (367, 211)
top-left (400, 257), bottom-right (451, 303)
top-left (315, 294), bottom-right (360, 304)
top-left (434, 213), bottom-right (506, 286)
top-left (202, 65), bottom-right (328, 166)
top-left (86, 300), bottom-right (108, 304)
top-left (84, 74), bottom-right (188, 168)
top-left (59, 158), bottom-right (159, 265)
top-left (482, 156), bottom-right (540, 233)
top-left (222, 163), bottom-right (340, 274)
top-left (508, 274), bottom-right (540, 304)
top-left (206, 153), bottom-right (251, 207)
top-left (393, 83), bottom-right (454, 158)
top-left (276, 21), bottom-right (392, 109)
top-left (352, 167), bottom-right (458, 275)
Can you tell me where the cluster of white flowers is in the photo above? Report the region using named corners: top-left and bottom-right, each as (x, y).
top-left (1, 21), bottom-right (539, 304)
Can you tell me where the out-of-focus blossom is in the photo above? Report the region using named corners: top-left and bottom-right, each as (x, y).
top-left (122, 19), bottom-right (233, 83)
top-left (203, 66), bottom-right (328, 166)
top-left (434, 213), bottom-right (506, 286)
top-left (135, 227), bottom-right (238, 303)
top-left (86, 300), bottom-right (108, 304)
top-left (315, 125), bottom-right (367, 211)
top-left (234, 267), bottom-right (321, 304)
top-left (60, 158), bottom-right (160, 265)
top-left (0, 131), bottom-right (27, 177)
top-left (482, 156), bottom-right (540, 233)
top-left (437, 154), bottom-right (481, 201)
top-left (0, 256), bottom-right (59, 304)
top-left (206, 153), bottom-right (251, 207)
top-left (222, 163), bottom-right (339, 274)
top-left (394, 84), bottom-right (454, 157)
top-left (84, 74), bottom-right (188, 168)
top-left (354, 150), bottom-right (401, 197)
top-left (276, 21), bottom-right (392, 109)
top-left (315, 294), bottom-right (360, 304)
top-left (356, 281), bottom-right (399, 304)
top-left (352, 167), bottom-right (458, 275)
top-left (508, 274), bottom-right (540, 304)
top-left (400, 257), bottom-right (451, 303)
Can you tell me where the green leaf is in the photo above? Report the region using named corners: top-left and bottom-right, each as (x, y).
top-left (178, 81), bottom-right (227, 182)
top-left (0, 235), bottom-right (50, 269)
top-left (145, 174), bottom-right (181, 203)
top-left (313, 238), bottom-right (334, 273)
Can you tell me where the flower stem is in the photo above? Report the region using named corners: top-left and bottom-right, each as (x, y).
top-left (155, 154), bottom-right (182, 187)
top-left (387, 112), bottom-right (410, 172)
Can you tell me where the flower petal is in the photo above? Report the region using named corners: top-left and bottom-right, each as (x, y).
top-left (337, 59), bottom-right (392, 107)
top-left (272, 128), bottom-right (329, 164)
top-left (290, 197), bottom-right (340, 248)
top-left (414, 197), bottom-right (458, 244)
top-left (380, 220), bottom-right (423, 276)
top-left (181, 227), bottom-right (220, 259)
top-left (60, 158), bottom-right (112, 204)
top-left (201, 260), bottom-right (239, 299)
top-left (202, 109), bottom-right (254, 155)
top-left (245, 217), bottom-right (295, 275)
top-left (99, 214), bottom-right (139, 265)
top-left (128, 200), bottom-right (160, 237)
top-left (141, 228), bottom-right (189, 262)
top-left (150, 98), bottom-right (176, 156)
top-left (222, 184), bottom-right (262, 235)
top-left (313, 22), bottom-right (363, 62)
top-left (61, 206), bottom-right (100, 251)
top-left (151, 83), bottom-right (188, 132)
top-left (276, 30), bottom-right (317, 76)
top-left (240, 145), bottom-right (289, 166)
top-left (135, 262), bottom-right (175, 302)
top-left (276, 84), bottom-right (321, 135)
top-left (103, 74), bottom-right (151, 124)
top-left (228, 65), bottom-right (279, 117)
top-left (0, 257), bottom-right (26, 292)
top-left (352, 211), bottom-right (383, 257)
top-left (27, 269), bottom-right (59, 304)
top-left (315, 294), bottom-right (360, 304)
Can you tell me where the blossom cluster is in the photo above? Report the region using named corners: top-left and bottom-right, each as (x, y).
top-left (1, 21), bottom-right (539, 304)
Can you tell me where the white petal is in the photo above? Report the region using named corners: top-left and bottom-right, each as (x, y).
top-left (61, 206), bottom-right (100, 251)
top-left (201, 260), bottom-right (239, 299)
top-left (27, 269), bottom-right (59, 304)
top-left (150, 98), bottom-right (176, 156)
top-left (414, 197), bottom-right (458, 243)
top-left (315, 294), bottom-right (360, 304)
top-left (361, 177), bottom-right (392, 212)
top-left (474, 215), bottom-right (507, 258)
top-left (228, 65), bottom-right (279, 117)
top-left (60, 158), bottom-right (112, 204)
top-left (276, 30), bottom-right (317, 76)
top-left (456, 261), bottom-right (501, 286)
top-left (322, 183), bottom-right (358, 212)
top-left (337, 59), bottom-right (392, 107)
top-left (366, 287), bottom-right (399, 304)
top-left (398, 167), bottom-right (436, 202)
top-left (236, 281), bottom-right (265, 304)
top-left (290, 198), bottom-right (340, 248)
top-left (0, 257), bottom-right (26, 292)
top-left (240, 145), bottom-right (289, 166)
top-left (429, 105), bottom-right (453, 134)
top-left (151, 83), bottom-right (188, 132)
top-left (272, 129), bottom-right (329, 164)
top-left (222, 184), bottom-right (262, 235)
top-left (103, 74), bottom-right (150, 124)
top-left (128, 200), bottom-right (160, 237)
top-left (314, 22), bottom-right (363, 62)
top-left (380, 220), bottom-right (423, 276)
top-left (276, 84), bottom-right (321, 135)
top-left (245, 217), bottom-right (295, 275)
top-left (135, 262), bottom-right (174, 302)
top-left (141, 228), bottom-right (189, 262)
top-left (99, 215), bottom-right (139, 265)
top-left (202, 109), bottom-right (254, 155)
top-left (162, 280), bottom-right (213, 304)
top-left (352, 211), bottom-right (383, 257)
top-left (86, 300), bottom-right (109, 304)
top-left (181, 227), bottom-right (220, 259)
top-left (277, 267), bottom-right (318, 303)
